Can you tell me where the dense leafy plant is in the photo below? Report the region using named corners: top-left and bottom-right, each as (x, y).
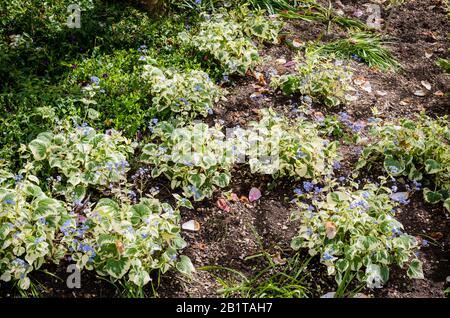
top-left (60, 196), bottom-right (194, 288)
top-left (357, 115), bottom-right (450, 210)
top-left (141, 121), bottom-right (234, 201)
top-left (291, 181), bottom-right (424, 291)
top-left (0, 168), bottom-right (69, 289)
top-left (179, 8), bottom-right (282, 75)
top-left (142, 62), bottom-right (222, 118)
top-left (270, 50), bottom-right (352, 107)
top-left (312, 33), bottom-right (400, 71)
top-left (232, 108), bottom-right (340, 180)
top-left (25, 122), bottom-right (135, 202)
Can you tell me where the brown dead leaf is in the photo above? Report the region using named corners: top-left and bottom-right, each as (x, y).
top-left (325, 222), bottom-right (337, 239)
top-left (430, 232), bottom-right (443, 240)
top-left (240, 196), bottom-right (250, 204)
top-left (115, 240), bottom-right (125, 254)
top-left (217, 198), bottom-right (231, 212)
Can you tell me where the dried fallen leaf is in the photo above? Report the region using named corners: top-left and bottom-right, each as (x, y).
top-left (361, 81), bottom-right (372, 93)
top-left (284, 60), bottom-right (296, 68)
top-left (182, 220), bottom-right (201, 232)
top-left (230, 193), bottom-right (239, 202)
top-left (275, 58), bottom-right (287, 65)
top-left (376, 90), bottom-right (388, 96)
top-left (249, 187), bottom-right (262, 202)
top-left (240, 196), bottom-right (250, 204)
top-left (421, 81), bottom-right (431, 91)
top-left (414, 90), bottom-right (426, 97)
top-left (272, 253), bottom-right (287, 265)
top-left (217, 198), bottom-right (231, 212)
top-left (253, 71), bottom-right (267, 86)
top-left (292, 39), bottom-right (303, 48)
top-left (115, 240), bottom-right (125, 254)
top-left (430, 232), bottom-right (443, 240)
top-left (434, 90), bottom-right (444, 96)
top-left (325, 221), bottom-right (337, 239)
top-left (353, 76), bottom-right (366, 86)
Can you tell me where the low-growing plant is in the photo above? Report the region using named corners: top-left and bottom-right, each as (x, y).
top-left (270, 51), bottom-right (352, 107)
top-left (59, 196), bottom-right (194, 289)
top-left (357, 115), bottom-right (450, 210)
top-left (24, 122), bottom-right (135, 202)
top-left (179, 8), bottom-right (282, 75)
top-left (141, 121), bottom-right (235, 201)
top-left (232, 108), bottom-right (341, 179)
top-left (313, 33), bottom-right (400, 71)
top-left (291, 181), bottom-right (424, 294)
top-left (0, 168), bottom-right (69, 290)
top-left (142, 62), bottom-right (222, 118)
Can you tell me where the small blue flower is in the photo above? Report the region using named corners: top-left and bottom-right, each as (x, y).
top-left (90, 76), bottom-right (100, 85)
top-left (3, 199), bottom-right (15, 205)
top-left (333, 161), bottom-right (341, 170)
top-left (303, 181), bottom-right (314, 192)
top-left (293, 188), bottom-right (303, 195)
top-left (421, 239), bottom-right (429, 247)
top-left (322, 252), bottom-right (334, 261)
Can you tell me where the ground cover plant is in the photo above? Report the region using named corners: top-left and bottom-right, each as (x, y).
top-left (0, 0), bottom-right (449, 300)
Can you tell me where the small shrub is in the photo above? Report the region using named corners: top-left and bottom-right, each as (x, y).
top-left (291, 182), bottom-right (424, 290)
top-left (141, 121), bottom-right (234, 201)
top-left (270, 50), bottom-right (352, 107)
top-left (357, 115), bottom-right (450, 210)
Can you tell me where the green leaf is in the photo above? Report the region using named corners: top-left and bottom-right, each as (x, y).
top-left (212, 173), bottom-right (230, 188)
top-left (176, 255), bottom-right (195, 276)
top-left (29, 140), bottom-right (48, 161)
top-left (188, 174), bottom-right (206, 189)
top-left (131, 203), bottom-right (151, 226)
top-left (444, 198), bottom-right (450, 212)
top-left (383, 156), bottom-right (404, 175)
top-left (407, 259), bottom-right (424, 279)
top-left (423, 188), bottom-right (443, 204)
top-left (408, 165), bottom-right (422, 181)
top-left (424, 159), bottom-right (442, 174)
top-left (335, 259), bottom-right (349, 273)
top-left (104, 258), bottom-right (131, 279)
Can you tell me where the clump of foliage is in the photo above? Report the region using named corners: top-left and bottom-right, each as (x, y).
top-left (0, 168), bottom-right (69, 289)
top-left (179, 7), bottom-right (282, 75)
top-left (142, 62), bottom-right (222, 118)
top-left (141, 121), bottom-right (235, 201)
top-left (313, 33), bottom-right (400, 71)
top-left (60, 196), bottom-right (194, 289)
top-left (291, 181), bottom-right (424, 293)
top-left (270, 50), bottom-right (352, 107)
top-left (357, 115), bottom-right (450, 210)
top-left (232, 108), bottom-right (341, 179)
top-left (24, 122), bottom-right (135, 202)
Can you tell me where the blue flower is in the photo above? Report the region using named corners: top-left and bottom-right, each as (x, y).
top-left (333, 161), bottom-right (341, 170)
top-left (388, 166), bottom-right (400, 174)
top-left (34, 237), bottom-right (45, 244)
top-left (322, 252), bottom-right (334, 261)
top-left (3, 199), bottom-right (15, 205)
top-left (194, 84), bottom-right (203, 92)
top-left (303, 181), bottom-right (314, 192)
top-left (421, 239), bottom-right (429, 247)
top-left (391, 185), bottom-right (398, 193)
top-left (90, 76), bottom-right (100, 85)
top-left (13, 174), bottom-right (23, 183)
top-left (293, 188), bottom-right (303, 195)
